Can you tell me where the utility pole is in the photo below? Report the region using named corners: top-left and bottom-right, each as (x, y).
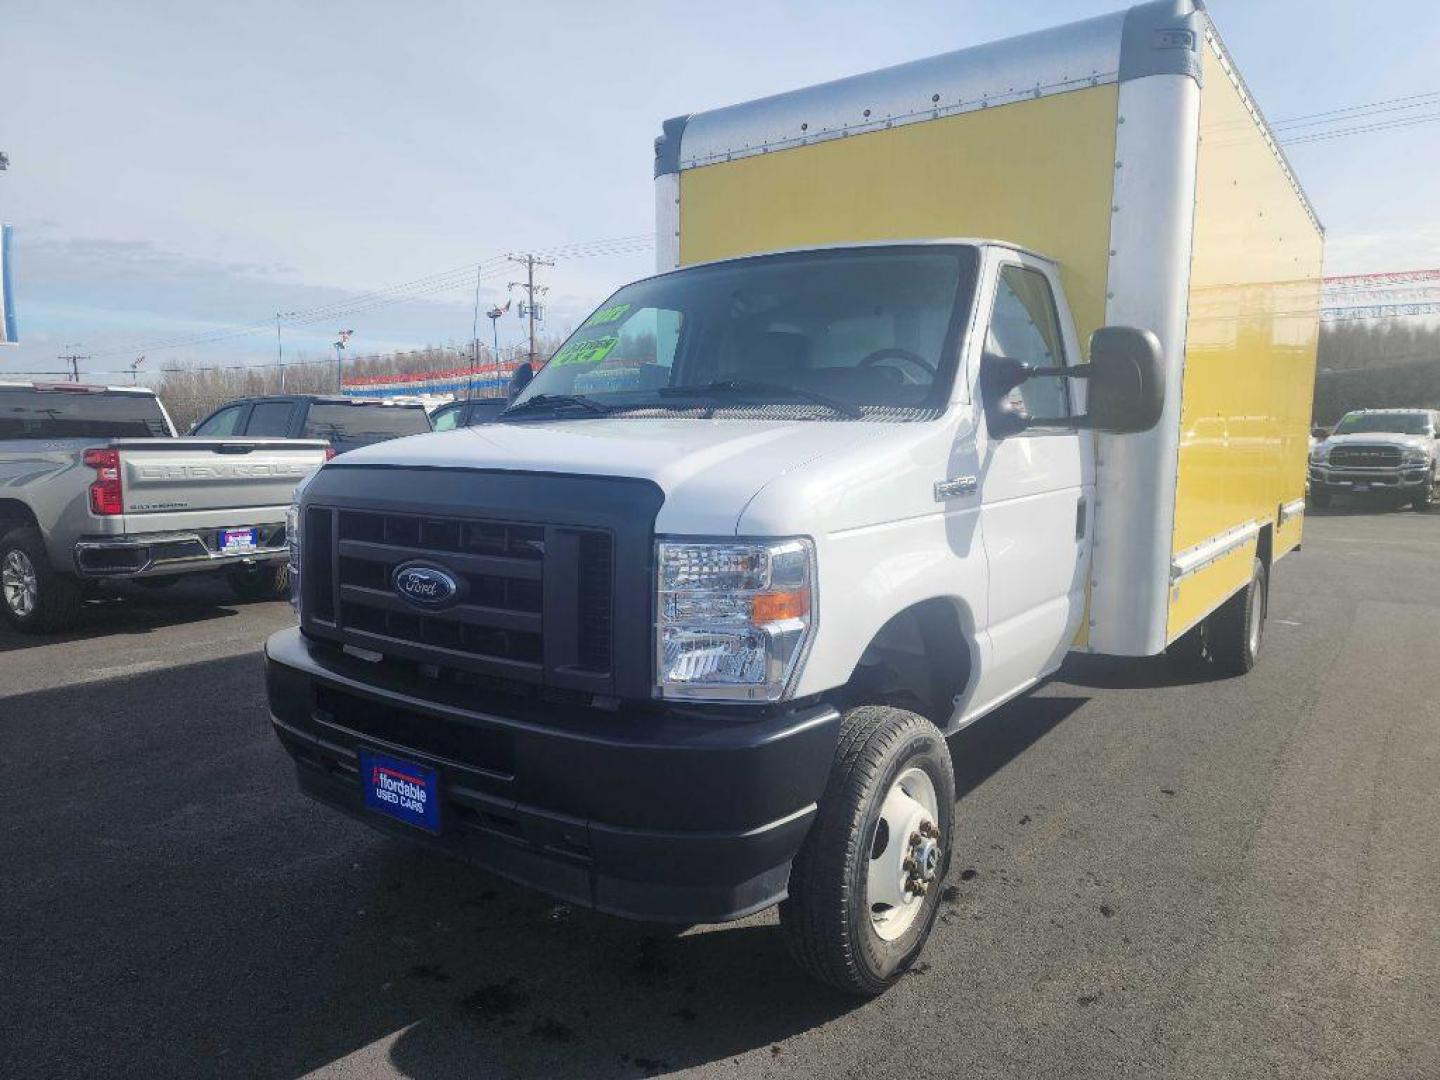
top-left (57, 346), bottom-right (89, 383)
top-left (275, 311), bottom-right (297, 392)
top-left (469, 264), bottom-right (482, 400)
top-left (508, 253), bottom-right (553, 371)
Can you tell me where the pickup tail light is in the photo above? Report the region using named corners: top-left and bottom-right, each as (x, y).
top-left (83, 447), bottom-right (124, 516)
top-left (324, 446), bottom-right (338, 461)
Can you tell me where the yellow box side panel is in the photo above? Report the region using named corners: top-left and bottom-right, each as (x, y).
top-left (679, 85), bottom-right (1119, 350)
top-left (1168, 43), bottom-right (1323, 639)
top-left (1169, 540), bottom-right (1257, 638)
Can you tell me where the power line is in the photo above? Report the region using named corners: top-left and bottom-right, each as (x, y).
top-left (1282, 111), bottom-right (1440, 146)
top-left (83, 233), bottom-right (654, 359)
top-left (1268, 89), bottom-right (1440, 130)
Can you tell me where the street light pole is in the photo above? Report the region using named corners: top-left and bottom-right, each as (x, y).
top-left (333, 330), bottom-right (353, 394)
top-left (275, 313), bottom-right (285, 392)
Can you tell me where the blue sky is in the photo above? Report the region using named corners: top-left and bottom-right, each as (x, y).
top-left (3, 0), bottom-right (1437, 378)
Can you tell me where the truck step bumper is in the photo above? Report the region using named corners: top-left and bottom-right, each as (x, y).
top-left (73, 528), bottom-right (286, 578)
top-left (265, 627), bottom-right (840, 923)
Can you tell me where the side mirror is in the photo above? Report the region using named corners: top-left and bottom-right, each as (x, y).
top-left (506, 362), bottom-right (534, 401)
top-left (1311, 427), bottom-right (1328, 440)
top-left (1085, 326), bottom-right (1165, 434)
top-left (978, 326), bottom-right (1165, 438)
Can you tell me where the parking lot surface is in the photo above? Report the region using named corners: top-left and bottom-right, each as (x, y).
top-left (3, 508), bottom-right (1437, 1080)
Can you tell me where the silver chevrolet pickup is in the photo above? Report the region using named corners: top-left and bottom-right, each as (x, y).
top-left (0, 382), bottom-right (328, 632)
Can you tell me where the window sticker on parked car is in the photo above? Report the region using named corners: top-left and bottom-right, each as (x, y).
top-left (551, 333), bottom-right (619, 367)
top-left (584, 303), bottom-right (631, 327)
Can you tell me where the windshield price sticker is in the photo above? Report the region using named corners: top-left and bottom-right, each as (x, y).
top-left (552, 333), bottom-right (619, 367)
top-left (584, 303), bottom-right (631, 327)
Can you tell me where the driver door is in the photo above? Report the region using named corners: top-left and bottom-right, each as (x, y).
top-left (969, 254), bottom-right (1094, 712)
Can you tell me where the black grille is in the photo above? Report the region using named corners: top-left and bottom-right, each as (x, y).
top-left (1329, 444), bottom-right (1401, 469)
top-left (577, 532), bottom-right (613, 672)
top-left (297, 467), bottom-right (663, 701)
top-left (304, 506), bottom-right (613, 687)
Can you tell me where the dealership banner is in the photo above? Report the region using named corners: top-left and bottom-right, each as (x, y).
top-left (342, 359), bottom-right (522, 398)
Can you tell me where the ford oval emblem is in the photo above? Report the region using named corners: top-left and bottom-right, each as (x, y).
top-left (392, 562), bottom-right (461, 609)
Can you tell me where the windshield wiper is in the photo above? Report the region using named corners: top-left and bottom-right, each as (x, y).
top-left (499, 393), bottom-right (613, 419)
top-left (658, 379), bottom-right (863, 419)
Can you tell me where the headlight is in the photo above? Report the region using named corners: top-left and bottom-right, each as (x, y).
top-left (1309, 444), bottom-right (1328, 464)
top-left (286, 489), bottom-right (306, 616)
top-left (1401, 447), bottom-right (1429, 465)
top-left (656, 538), bottom-right (816, 702)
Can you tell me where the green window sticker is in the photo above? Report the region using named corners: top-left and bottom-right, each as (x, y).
top-left (551, 333), bottom-right (619, 367)
top-left (584, 303), bottom-right (631, 328)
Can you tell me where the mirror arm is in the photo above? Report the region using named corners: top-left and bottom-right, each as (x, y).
top-left (1027, 364), bottom-right (1091, 380)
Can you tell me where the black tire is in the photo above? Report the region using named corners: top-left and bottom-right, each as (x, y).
top-left (779, 705), bottom-right (955, 997)
top-left (1209, 557), bottom-right (1267, 676)
top-left (1309, 488), bottom-right (1331, 509)
top-left (226, 562), bottom-right (289, 602)
top-left (0, 525), bottom-right (84, 634)
top-left (1413, 476), bottom-right (1435, 513)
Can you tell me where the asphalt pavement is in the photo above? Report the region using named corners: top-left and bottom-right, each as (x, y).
top-left (2, 505), bottom-right (1437, 1080)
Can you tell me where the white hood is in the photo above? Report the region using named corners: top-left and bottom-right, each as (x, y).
top-left (333, 418), bottom-right (902, 534)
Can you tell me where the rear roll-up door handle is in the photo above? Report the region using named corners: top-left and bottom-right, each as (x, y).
top-left (1076, 496), bottom-right (1088, 540)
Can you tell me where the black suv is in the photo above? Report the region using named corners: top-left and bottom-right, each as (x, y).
top-left (192, 395), bottom-right (432, 456)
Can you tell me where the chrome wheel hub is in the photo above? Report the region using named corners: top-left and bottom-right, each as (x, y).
top-left (1247, 579), bottom-right (1264, 656)
top-left (2, 549), bottom-right (39, 618)
top-left (867, 766), bottom-right (941, 942)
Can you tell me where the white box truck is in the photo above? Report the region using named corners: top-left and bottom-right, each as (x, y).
top-left (266, 0), bottom-right (1322, 994)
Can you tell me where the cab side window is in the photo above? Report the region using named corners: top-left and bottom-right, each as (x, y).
top-left (246, 401), bottom-right (296, 437)
top-left (431, 405), bottom-right (461, 432)
top-left (193, 404), bottom-right (246, 436)
top-left (987, 266), bottom-right (1070, 423)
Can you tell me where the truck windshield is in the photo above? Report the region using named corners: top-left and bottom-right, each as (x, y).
top-left (0, 389), bottom-right (171, 439)
top-left (1332, 413), bottom-right (1431, 436)
top-left (510, 246), bottom-right (978, 419)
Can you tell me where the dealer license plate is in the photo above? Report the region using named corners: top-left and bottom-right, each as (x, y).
top-left (359, 749), bottom-right (441, 833)
top-left (219, 527), bottom-right (259, 552)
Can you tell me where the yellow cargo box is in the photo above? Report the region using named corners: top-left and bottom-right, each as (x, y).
top-left (653, 0), bottom-right (1322, 656)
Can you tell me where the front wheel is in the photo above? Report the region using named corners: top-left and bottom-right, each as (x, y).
top-left (1308, 488), bottom-right (1331, 509)
top-left (1413, 477), bottom-right (1435, 513)
top-left (226, 562), bottom-right (289, 602)
top-left (779, 706), bottom-right (955, 996)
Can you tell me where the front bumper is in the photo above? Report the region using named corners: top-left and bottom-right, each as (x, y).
top-left (265, 627), bottom-right (841, 923)
top-left (73, 525), bottom-right (286, 579)
top-left (1307, 465), bottom-right (1432, 494)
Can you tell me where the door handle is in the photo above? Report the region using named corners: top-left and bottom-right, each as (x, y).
top-left (934, 476), bottom-right (978, 501)
top-left (1076, 496), bottom-right (1088, 540)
